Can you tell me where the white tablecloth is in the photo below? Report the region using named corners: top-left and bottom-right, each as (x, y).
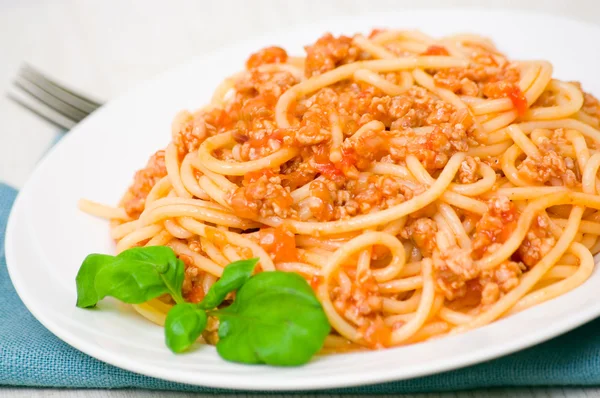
top-left (1, 0), bottom-right (599, 396)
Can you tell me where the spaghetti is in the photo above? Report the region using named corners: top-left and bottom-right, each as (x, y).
top-left (80, 29), bottom-right (600, 352)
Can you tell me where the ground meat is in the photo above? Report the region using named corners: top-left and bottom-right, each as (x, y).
top-left (246, 46), bottom-right (288, 69)
top-left (236, 95), bottom-right (274, 132)
top-left (227, 174), bottom-right (295, 219)
top-left (121, 150), bottom-right (167, 218)
top-left (472, 196), bottom-right (518, 258)
top-left (516, 215), bottom-right (556, 267)
top-left (225, 69), bottom-right (300, 162)
top-left (295, 127), bottom-right (330, 146)
top-left (381, 87), bottom-right (471, 129)
top-left (480, 282), bottom-right (500, 306)
top-left (304, 33), bottom-right (366, 77)
top-left (294, 85), bottom-right (473, 175)
top-left (302, 180), bottom-right (336, 221)
top-left (173, 112), bottom-right (209, 157)
top-left (479, 260), bottom-right (525, 305)
top-left (279, 156), bottom-right (317, 190)
top-left (518, 149), bottom-right (578, 187)
top-left (296, 104), bottom-right (334, 146)
top-left (331, 87), bottom-right (472, 172)
top-left (180, 254), bottom-right (204, 303)
top-left (532, 128), bottom-right (569, 151)
top-left (433, 243), bottom-right (524, 303)
top-left (433, 52), bottom-right (519, 97)
top-left (387, 126), bottom-right (464, 170)
top-left (397, 180), bottom-right (427, 202)
top-left (297, 174), bottom-right (406, 221)
top-left (432, 246), bottom-right (479, 300)
top-left (238, 135), bottom-right (283, 161)
top-left (331, 273), bottom-right (388, 348)
top-left (472, 200), bottom-right (555, 271)
top-left (402, 217), bottom-right (438, 257)
top-left (343, 125), bottom-right (467, 173)
top-left (173, 103), bottom-right (245, 158)
top-left (188, 238), bottom-right (202, 253)
top-left (457, 156), bottom-right (480, 183)
top-left (486, 260), bottom-right (524, 292)
top-left (432, 53), bottom-right (528, 113)
top-left (351, 175), bottom-right (405, 214)
top-left (357, 94), bottom-right (416, 127)
top-left (235, 69), bottom-right (297, 104)
top-left (459, 78), bottom-right (480, 97)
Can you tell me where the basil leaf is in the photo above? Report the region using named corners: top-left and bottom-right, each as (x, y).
top-left (116, 246), bottom-right (178, 274)
top-left (213, 272), bottom-right (331, 366)
top-left (75, 254), bottom-right (114, 308)
top-left (199, 258), bottom-right (259, 310)
top-left (93, 246), bottom-right (185, 304)
top-left (165, 303), bottom-right (208, 353)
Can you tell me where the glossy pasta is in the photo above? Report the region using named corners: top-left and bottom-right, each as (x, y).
top-left (80, 29), bottom-right (600, 352)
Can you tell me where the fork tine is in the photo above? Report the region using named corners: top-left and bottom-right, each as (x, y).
top-left (20, 64), bottom-right (103, 113)
top-left (14, 76), bottom-right (90, 123)
top-left (7, 91), bottom-right (76, 130)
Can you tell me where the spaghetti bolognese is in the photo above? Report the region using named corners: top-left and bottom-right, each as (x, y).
top-left (80, 28), bottom-right (600, 352)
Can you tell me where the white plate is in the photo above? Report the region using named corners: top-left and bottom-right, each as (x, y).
top-left (6, 9), bottom-right (600, 391)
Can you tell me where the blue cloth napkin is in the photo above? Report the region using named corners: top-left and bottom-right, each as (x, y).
top-left (1, 181), bottom-right (600, 393)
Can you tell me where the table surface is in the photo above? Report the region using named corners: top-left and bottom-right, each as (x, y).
top-left (2, 0), bottom-right (600, 396)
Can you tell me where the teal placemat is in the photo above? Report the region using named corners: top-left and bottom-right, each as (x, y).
top-left (1, 182), bottom-right (600, 393)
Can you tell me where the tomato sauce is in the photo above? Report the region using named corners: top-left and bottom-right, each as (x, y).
top-left (259, 224), bottom-right (298, 263)
top-left (422, 45), bottom-right (450, 56)
top-left (505, 86), bottom-right (528, 115)
top-left (243, 168), bottom-right (276, 184)
top-left (360, 317), bottom-right (391, 349)
top-left (246, 46), bottom-right (288, 69)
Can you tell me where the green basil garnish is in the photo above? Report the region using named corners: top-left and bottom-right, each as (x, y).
top-left (213, 271), bottom-right (331, 366)
top-left (198, 258), bottom-right (258, 310)
top-left (75, 254), bottom-right (114, 308)
top-left (165, 303), bottom-right (208, 353)
top-left (76, 246), bottom-right (185, 307)
top-left (75, 246), bottom-right (330, 366)
top-left (164, 257), bottom-right (259, 353)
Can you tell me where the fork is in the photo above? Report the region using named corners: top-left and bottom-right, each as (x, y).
top-left (7, 64), bottom-right (104, 130)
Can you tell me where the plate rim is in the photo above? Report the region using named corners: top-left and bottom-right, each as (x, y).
top-left (6, 8), bottom-right (600, 391)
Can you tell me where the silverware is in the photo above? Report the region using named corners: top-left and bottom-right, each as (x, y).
top-left (7, 64), bottom-right (103, 130)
